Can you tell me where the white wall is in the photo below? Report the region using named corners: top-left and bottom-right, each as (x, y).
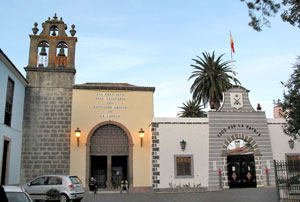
top-left (0, 52), bottom-right (26, 184)
top-left (268, 118), bottom-right (300, 160)
top-left (154, 118), bottom-right (209, 188)
top-left (153, 117), bottom-right (298, 190)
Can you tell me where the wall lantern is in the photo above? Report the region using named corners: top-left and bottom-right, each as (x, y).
top-left (288, 139), bottom-right (294, 149)
top-left (75, 128), bottom-right (81, 147)
top-left (180, 139), bottom-right (186, 151)
top-left (139, 128), bottom-right (145, 147)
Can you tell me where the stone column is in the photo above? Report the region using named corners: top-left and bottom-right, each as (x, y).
top-left (28, 37), bottom-right (38, 67)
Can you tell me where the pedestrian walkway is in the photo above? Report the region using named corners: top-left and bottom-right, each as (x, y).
top-left (82, 187), bottom-right (278, 202)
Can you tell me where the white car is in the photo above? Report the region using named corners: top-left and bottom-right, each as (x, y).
top-left (4, 186), bottom-right (33, 202)
top-left (23, 175), bottom-right (84, 202)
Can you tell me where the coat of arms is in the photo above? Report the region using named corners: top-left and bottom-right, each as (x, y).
top-left (230, 93), bottom-right (243, 109)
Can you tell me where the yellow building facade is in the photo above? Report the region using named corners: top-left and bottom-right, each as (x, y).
top-left (69, 83), bottom-right (155, 191)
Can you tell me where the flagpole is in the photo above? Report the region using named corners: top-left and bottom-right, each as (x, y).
top-left (230, 30), bottom-right (233, 62)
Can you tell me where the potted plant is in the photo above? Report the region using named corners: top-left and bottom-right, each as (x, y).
top-left (45, 188), bottom-right (61, 202)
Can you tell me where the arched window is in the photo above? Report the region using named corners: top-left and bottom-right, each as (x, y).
top-left (37, 41), bottom-right (49, 67)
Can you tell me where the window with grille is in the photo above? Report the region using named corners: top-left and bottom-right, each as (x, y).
top-left (175, 156), bottom-right (193, 177)
top-left (4, 78), bottom-right (14, 126)
top-left (286, 154), bottom-right (300, 173)
top-left (287, 155), bottom-right (300, 161)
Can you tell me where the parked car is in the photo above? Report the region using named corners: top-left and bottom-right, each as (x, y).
top-left (4, 186), bottom-right (33, 202)
top-left (288, 175), bottom-right (300, 185)
top-left (277, 174), bottom-right (300, 185)
top-left (23, 175), bottom-right (84, 202)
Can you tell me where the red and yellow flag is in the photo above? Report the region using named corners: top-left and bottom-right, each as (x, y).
top-left (230, 33), bottom-right (235, 53)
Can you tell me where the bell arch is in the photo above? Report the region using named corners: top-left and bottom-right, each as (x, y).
top-left (85, 121), bottom-right (133, 188)
top-left (55, 42), bottom-right (68, 67)
top-left (37, 41), bottom-right (49, 67)
top-left (50, 25), bottom-right (58, 36)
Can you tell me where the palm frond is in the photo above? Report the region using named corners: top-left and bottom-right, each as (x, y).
top-left (189, 51), bottom-right (241, 109)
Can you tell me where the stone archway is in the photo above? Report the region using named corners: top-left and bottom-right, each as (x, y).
top-left (86, 121), bottom-right (133, 189)
top-left (221, 133), bottom-right (261, 157)
top-left (220, 134), bottom-right (263, 188)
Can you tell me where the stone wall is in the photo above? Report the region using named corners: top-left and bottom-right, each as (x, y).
top-left (151, 123), bottom-right (160, 188)
top-left (20, 68), bottom-right (74, 183)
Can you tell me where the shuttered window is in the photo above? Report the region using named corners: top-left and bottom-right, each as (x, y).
top-left (286, 155), bottom-right (300, 173)
top-left (4, 78), bottom-right (14, 126)
top-left (176, 157), bottom-right (192, 176)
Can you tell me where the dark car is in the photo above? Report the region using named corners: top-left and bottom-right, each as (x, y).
top-left (287, 175), bottom-right (300, 185)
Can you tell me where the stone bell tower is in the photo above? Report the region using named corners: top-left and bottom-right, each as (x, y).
top-left (20, 14), bottom-right (77, 183)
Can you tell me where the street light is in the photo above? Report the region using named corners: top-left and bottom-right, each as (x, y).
top-left (288, 139), bottom-right (294, 149)
top-left (75, 128), bottom-right (81, 147)
top-left (139, 128), bottom-right (145, 147)
top-left (180, 140), bottom-right (186, 151)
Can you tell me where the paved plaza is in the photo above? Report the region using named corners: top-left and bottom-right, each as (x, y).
top-left (82, 187), bottom-right (278, 202)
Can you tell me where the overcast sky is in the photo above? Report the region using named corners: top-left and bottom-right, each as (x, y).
top-left (1, 0), bottom-right (299, 118)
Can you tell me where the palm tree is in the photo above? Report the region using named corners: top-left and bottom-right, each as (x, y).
top-left (189, 51), bottom-right (240, 110)
top-left (177, 99), bottom-right (207, 117)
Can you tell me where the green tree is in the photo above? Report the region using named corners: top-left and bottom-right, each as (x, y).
top-left (276, 56), bottom-right (300, 140)
top-left (240, 0), bottom-right (300, 31)
top-left (177, 99), bottom-right (207, 117)
top-left (189, 51), bottom-right (240, 110)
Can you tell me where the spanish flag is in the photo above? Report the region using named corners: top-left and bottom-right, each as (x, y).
top-left (230, 33), bottom-right (235, 53)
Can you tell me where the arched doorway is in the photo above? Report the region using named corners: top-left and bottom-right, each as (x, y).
top-left (223, 135), bottom-right (260, 188)
top-left (87, 123), bottom-right (132, 189)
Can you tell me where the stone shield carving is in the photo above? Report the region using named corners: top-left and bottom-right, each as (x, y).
top-left (230, 93), bottom-right (243, 109)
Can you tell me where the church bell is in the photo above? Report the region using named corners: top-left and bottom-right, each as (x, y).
top-left (51, 30), bottom-right (57, 36)
top-left (39, 47), bottom-right (47, 56)
top-left (58, 48), bottom-right (65, 57)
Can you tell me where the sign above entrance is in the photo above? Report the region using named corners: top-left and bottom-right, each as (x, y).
top-left (217, 124), bottom-right (261, 137)
top-left (230, 93), bottom-right (243, 109)
top-left (94, 91), bottom-right (127, 118)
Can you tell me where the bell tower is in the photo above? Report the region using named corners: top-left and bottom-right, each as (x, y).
top-left (20, 14), bottom-right (77, 183)
top-left (27, 13), bottom-right (77, 69)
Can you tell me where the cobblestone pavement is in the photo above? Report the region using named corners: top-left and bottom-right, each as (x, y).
top-left (81, 187), bottom-right (278, 202)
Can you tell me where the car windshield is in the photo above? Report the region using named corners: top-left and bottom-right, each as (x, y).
top-left (6, 192), bottom-right (32, 202)
top-left (69, 176), bottom-right (82, 184)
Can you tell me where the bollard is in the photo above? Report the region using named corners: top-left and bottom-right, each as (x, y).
top-left (219, 168), bottom-right (222, 189)
top-left (266, 167), bottom-right (270, 186)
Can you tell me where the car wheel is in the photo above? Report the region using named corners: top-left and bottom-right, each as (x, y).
top-left (60, 194), bottom-right (69, 202)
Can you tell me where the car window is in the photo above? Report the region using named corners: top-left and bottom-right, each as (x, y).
top-left (46, 177), bottom-right (62, 185)
top-left (69, 176), bottom-right (82, 184)
top-left (6, 192), bottom-right (32, 202)
top-left (31, 177), bottom-right (46, 186)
